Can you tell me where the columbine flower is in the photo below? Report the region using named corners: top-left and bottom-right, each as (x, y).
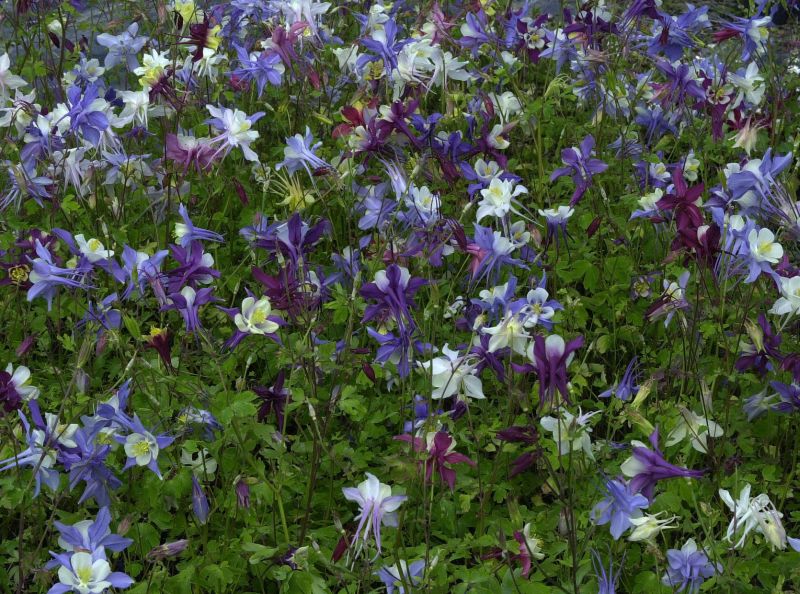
top-left (96, 23), bottom-right (148, 70)
top-left (420, 345), bottom-right (484, 401)
top-left (591, 478), bottom-right (649, 539)
top-left (376, 559), bottom-right (425, 594)
top-left (627, 512), bottom-right (678, 542)
top-left (719, 484), bottom-right (798, 550)
top-left (51, 551), bottom-right (133, 593)
top-left (744, 226), bottom-right (783, 283)
top-left (515, 334), bottom-right (583, 409)
top-left (769, 275), bottom-right (800, 317)
top-left (599, 357), bottom-right (640, 401)
top-left (646, 271), bottom-right (690, 327)
top-left (234, 296), bottom-right (281, 335)
top-left (538, 205), bottom-right (574, 247)
top-left (1, 363), bottom-right (39, 414)
top-left (74, 235), bottom-right (114, 263)
top-left (342, 473), bottom-right (406, 555)
top-left (550, 135), bottom-right (608, 205)
top-left (394, 430), bottom-right (476, 491)
top-left (661, 539), bottom-right (720, 593)
top-left (118, 416), bottom-right (173, 479)
top-left (665, 406), bottom-right (723, 453)
top-left (511, 523), bottom-right (545, 577)
top-left (174, 204), bottom-right (224, 248)
top-left (621, 428), bottom-right (705, 501)
top-left (163, 286), bottom-right (218, 334)
top-left (0, 408), bottom-right (60, 496)
top-left (591, 549), bottom-right (622, 594)
top-left (275, 126), bottom-right (331, 176)
top-left (540, 408), bottom-right (600, 460)
top-left (205, 105), bottom-right (263, 162)
top-left (0, 53), bottom-right (27, 102)
top-left (191, 476), bottom-right (210, 525)
top-left (481, 311), bottom-right (530, 355)
top-left (476, 178), bottom-right (528, 221)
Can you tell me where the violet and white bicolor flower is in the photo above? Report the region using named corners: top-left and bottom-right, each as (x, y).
top-left (205, 105), bottom-right (263, 162)
top-left (342, 473), bottom-right (406, 555)
top-left (514, 334), bottom-right (584, 409)
top-left (116, 415), bottom-right (174, 479)
top-left (621, 428), bottom-right (705, 502)
top-left (49, 550), bottom-right (134, 594)
top-left (539, 205), bottom-right (574, 247)
top-left (49, 507), bottom-right (133, 566)
top-left (661, 539), bottom-right (720, 593)
top-left (2, 363), bottom-right (39, 402)
top-left (233, 296), bottom-right (281, 336)
top-left (162, 286), bottom-right (218, 334)
top-left (0, 407), bottom-right (60, 497)
top-left (743, 226), bottom-right (783, 283)
top-left (174, 204), bottom-right (224, 248)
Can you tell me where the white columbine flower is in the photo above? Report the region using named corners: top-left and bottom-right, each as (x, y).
top-left (719, 484), bottom-right (796, 550)
top-left (627, 512), bottom-right (678, 542)
top-left (730, 62), bottom-right (765, 105)
top-left (4, 363), bottom-right (39, 400)
top-left (75, 234), bottom-right (114, 263)
top-left (665, 406), bottom-right (723, 453)
top-left (747, 227), bottom-right (783, 264)
top-left (125, 430), bottom-right (159, 466)
top-left (57, 552), bottom-right (115, 594)
top-left (0, 53), bottom-right (27, 102)
top-left (45, 413), bottom-right (79, 449)
top-left (421, 345), bottom-right (484, 401)
top-left (234, 296), bottom-right (280, 335)
top-left (770, 276), bottom-right (800, 316)
top-left (481, 311), bottom-right (530, 355)
top-left (180, 447), bottom-right (218, 478)
top-left (540, 408), bottom-right (600, 460)
top-left (476, 178), bottom-right (527, 221)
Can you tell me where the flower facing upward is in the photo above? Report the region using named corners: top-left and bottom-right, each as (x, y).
top-left (234, 296), bottom-right (280, 335)
top-left (661, 539), bottom-right (720, 593)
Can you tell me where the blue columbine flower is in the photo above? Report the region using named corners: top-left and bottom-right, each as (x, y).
top-left (599, 356), bottom-right (641, 401)
top-left (591, 478), bottom-right (649, 539)
top-left (96, 22), bottom-right (148, 70)
top-left (275, 126), bottom-right (331, 176)
top-left (63, 84), bottom-right (109, 147)
top-left (661, 538), bottom-right (720, 593)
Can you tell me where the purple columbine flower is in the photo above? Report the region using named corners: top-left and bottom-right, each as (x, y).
top-left (230, 45), bottom-right (284, 96)
top-left (166, 241), bottom-right (220, 292)
top-left (342, 473), bottom-right (406, 556)
top-left (735, 314), bottom-right (782, 376)
top-left (254, 370), bottom-right (289, 429)
top-left (174, 204), bottom-right (224, 248)
top-left (515, 334), bottom-right (584, 410)
top-left (250, 212), bottom-right (330, 268)
top-left (770, 381), bottom-right (800, 414)
top-left (661, 539), bottom-right (721, 593)
top-left (360, 264), bottom-right (427, 332)
top-left (0, 161), bottom-right (50, 211)
top-left (599, 356), bottom-right (641, 401)
top-left (394, 431), bottom-right (476, 491)
top-left (64, 84), bottom-right (109, 147)
top-left (165, 133), bottom-right (218, 173)
top-left (591, 478), bottom-right (649, 539)
top-left (713, 13), bottom-right (771, 62)
top-left (120, 245), bottom-right (169, 300)
top-left (550, 134), bottom-right (608, 205)
top-left (496, 425), bottom-right (541, 477)
top-left (275, 126), bottom-right (331, 176)
top-left (162, 286), bottom-right (218, 334)
top-left (621, 428), bottom-right (705, 502)
top-left (192, 476), bottom-right (210, 525)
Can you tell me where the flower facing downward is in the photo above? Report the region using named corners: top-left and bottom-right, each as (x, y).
top-left (342, 473), bottom-right (406, 555)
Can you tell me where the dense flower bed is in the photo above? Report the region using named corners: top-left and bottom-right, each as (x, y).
top-left (1, 0), bottom-right (799, 592)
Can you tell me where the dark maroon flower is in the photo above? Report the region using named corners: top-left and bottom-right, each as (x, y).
top-left (395, 431), bottom-right (476, 491)
top-left (497, 426), bottom-right (541, 476)
top-left (513, 334), bottom-right (584, 409)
